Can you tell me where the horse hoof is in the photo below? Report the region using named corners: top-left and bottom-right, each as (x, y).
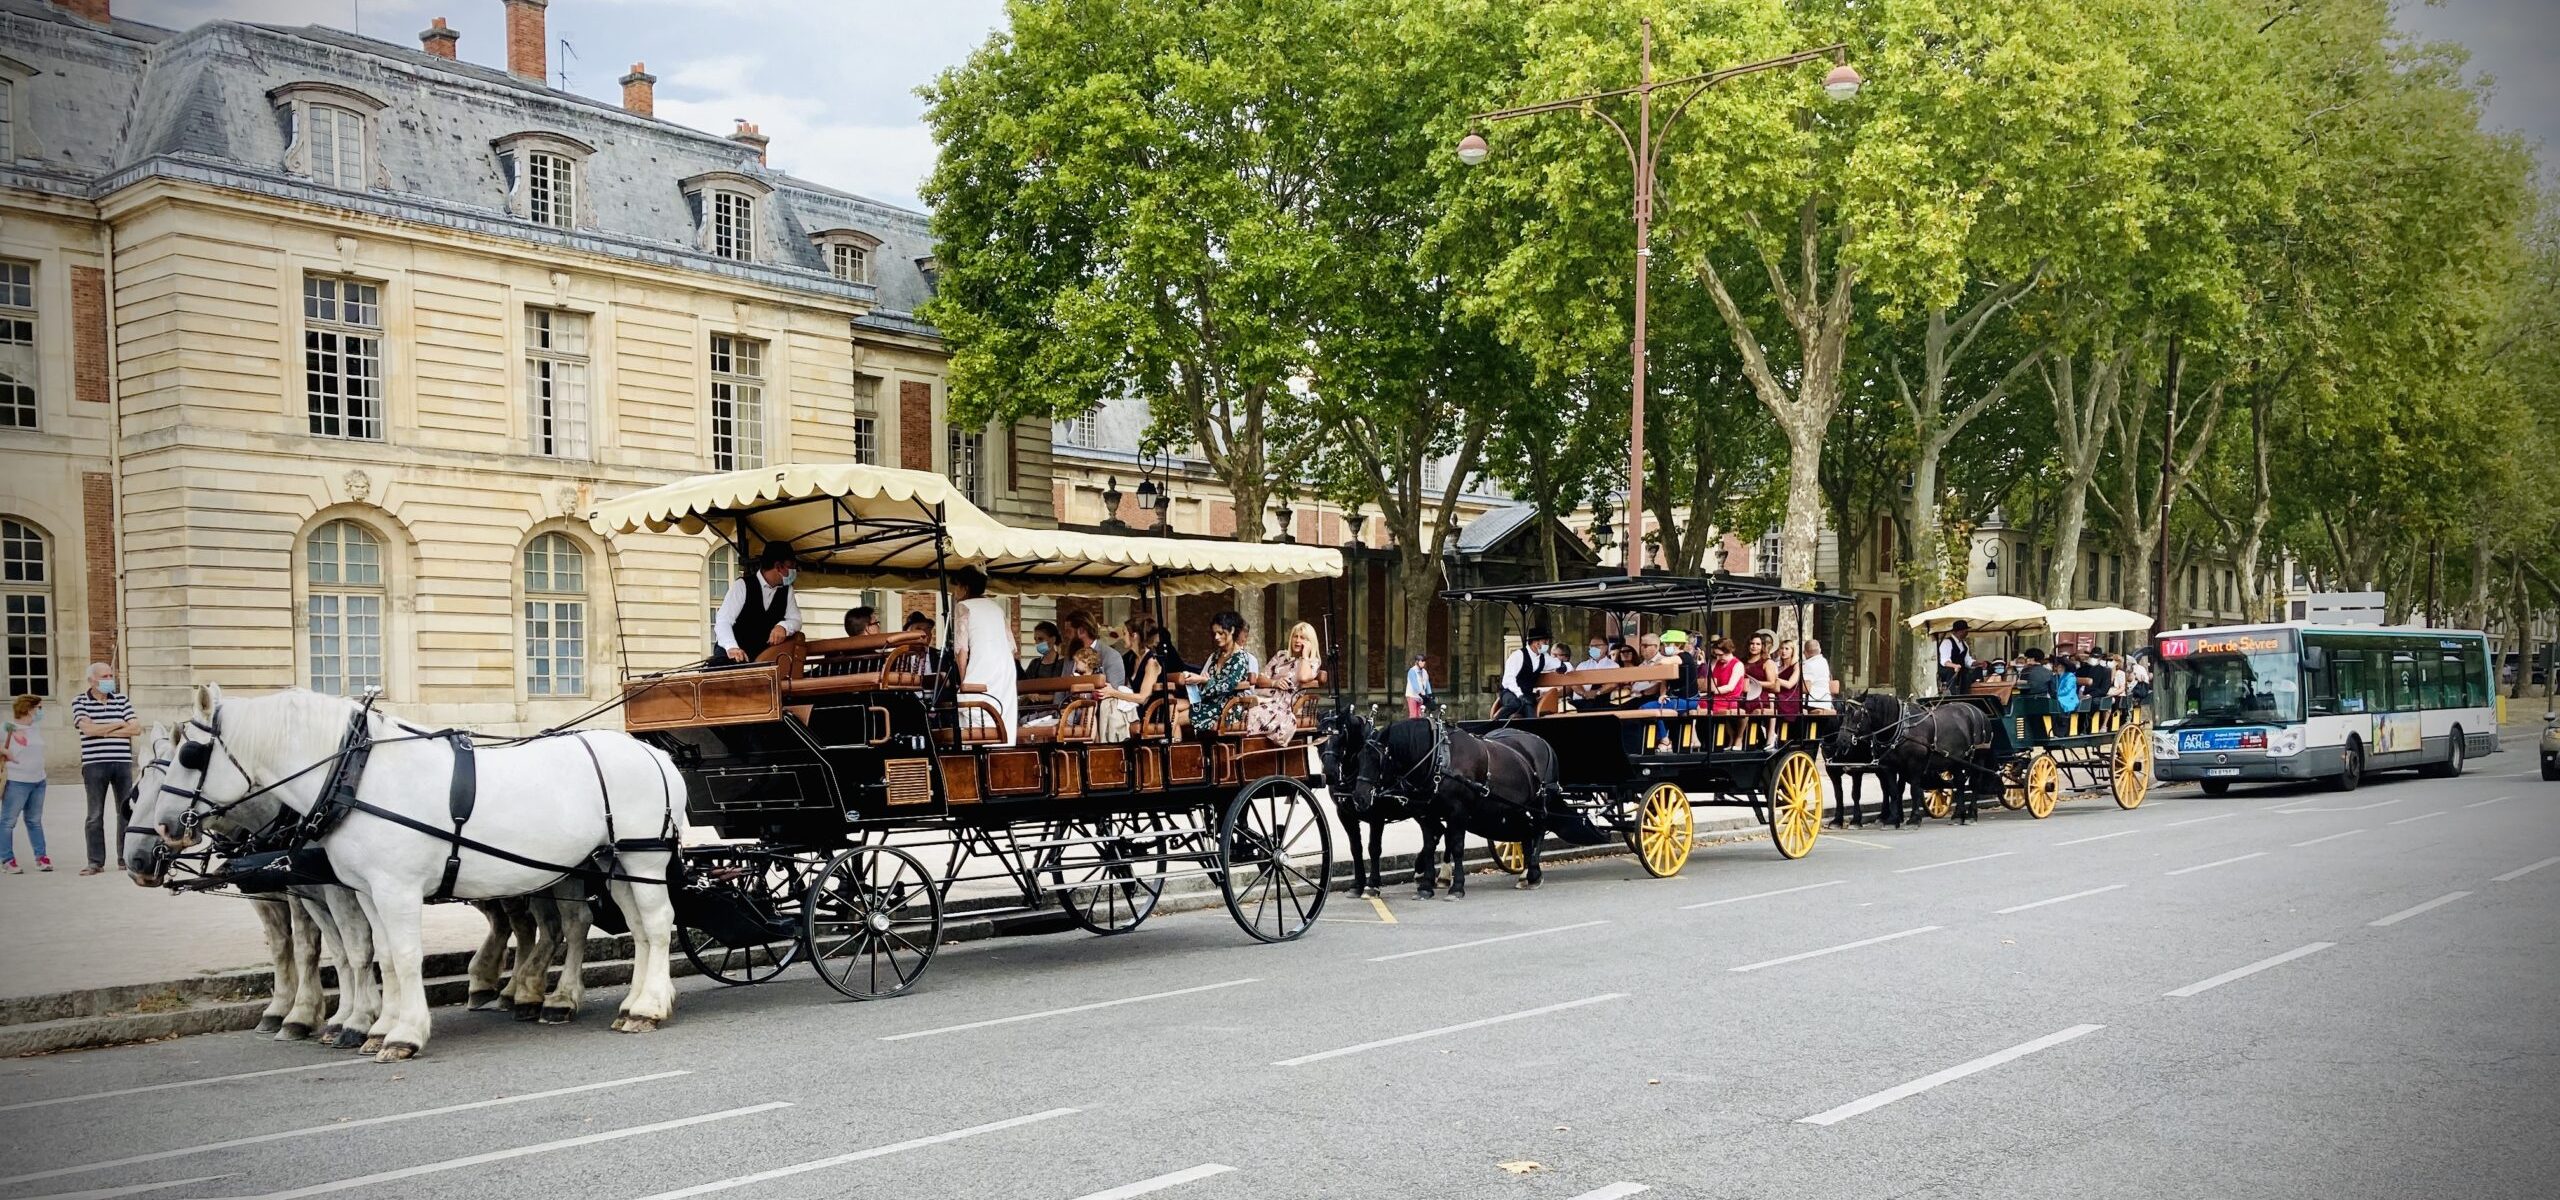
top-left (358, 1034), bottom-right (385, 1053)
top-left (513, 1002), bottom-right (542, 1022)
top-left (540, 1006), bottom-right (574, 1025)
top-left (466, 990), bottom-right (502, 1011)
top-left (374, 1042), bottom-right (418, 1063)
top-left (620, 1016), bottom-right (660, 1034)
top-left (280, 1022), bottom-right (315, 1042)
top-left (255, 1015), bottom-right (285, 1034)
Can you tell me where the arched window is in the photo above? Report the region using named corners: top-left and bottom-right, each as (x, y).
top-left (706, 544), bottom-right (736, 633)
top-left (523, 533), bottom-right (586, 697)
top-left (2, 517), bottom-right (49, 696)
top-left (306, 520), bottom-right (384, 695)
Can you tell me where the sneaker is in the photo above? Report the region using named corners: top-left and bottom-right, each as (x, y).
top-left (2, 859), bottom-right (17, 874)
top-left (34, 856), bottom-right (51, 871)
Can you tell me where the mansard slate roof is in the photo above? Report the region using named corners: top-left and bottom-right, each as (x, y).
top-left (0, 0), bottom-right (940, 332)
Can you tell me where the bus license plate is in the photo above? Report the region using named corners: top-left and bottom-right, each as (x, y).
top-left (2206, 768), bottom-right (2241, 777)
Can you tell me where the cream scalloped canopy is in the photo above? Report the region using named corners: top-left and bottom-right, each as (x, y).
top-left (2044, 605), bottom-right (2156, 635)
top-left (587, 463), bottom-right (1344, 596)
top-left (1904, 594), bottom-right (2055, 636)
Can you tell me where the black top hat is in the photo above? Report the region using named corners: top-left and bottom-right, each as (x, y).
top-left (1524, 626), bottom-right (1553, 643)
top-left (1950, 620), bottom-right (1972, 633)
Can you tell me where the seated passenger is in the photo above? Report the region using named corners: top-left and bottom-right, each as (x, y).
top-left (1246, 622), bottom-right (1323, 738)
top-left (1180, 611), bottom-right (1258, 735)
top-left (842, 605), bottom-right (876, 639)
top-left (1022, 621), bottom-right (1066, 680)
top-left (1706, 636), bottom-right (1746, 715)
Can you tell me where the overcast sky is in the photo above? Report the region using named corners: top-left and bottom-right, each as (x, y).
top-left (119, 0), bottom-right (2556, 211)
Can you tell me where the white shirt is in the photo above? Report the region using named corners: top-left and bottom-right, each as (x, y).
top-left (1500, 648), bottom-right (1549, 698)
top-left (1801, 655), bottom-right (1835, 710)
top-left (712, 575), bottom-right (802, 653)
top-left (954, 595), bottom-right (1018, 747)
top-left (1938, 636), bottom-right (1969, 668)
top-left (1405, 664), bottom-right (1431, 699)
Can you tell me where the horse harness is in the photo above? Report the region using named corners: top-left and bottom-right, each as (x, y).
top-left (161, 700), bottom-right (676, 901)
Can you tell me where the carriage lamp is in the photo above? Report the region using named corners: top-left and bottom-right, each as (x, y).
top-left (1345, 511), bottom-right (1368, 547)
top-left (1273, 501), bottom-right (1296, 543)
top-left (1135, 478), bottom-right (1159, 511)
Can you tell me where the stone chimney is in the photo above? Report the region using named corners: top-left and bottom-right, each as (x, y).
top-left (49, 1), bottom-right (111, 25)
top-left (419, 17), bottom-right (459, 59)
top-left (730, 121), bottom-right (770, 166)
top-left (503, 0), bottom-right (547, 83)
top-left (620, 63), bottom-right (657, 118)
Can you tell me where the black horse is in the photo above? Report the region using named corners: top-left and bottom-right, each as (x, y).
top-left (1320, 707), bottom-right (1409, 898)
top-left (1353, 716), bottom-right (1564, 897)
top-left (1823, 692), bottom-right (1905, 829)
top-left (1880, 700), bottom-right (1991, 826)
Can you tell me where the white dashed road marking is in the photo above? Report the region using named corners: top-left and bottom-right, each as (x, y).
top-left (2165, 943), bottom-right (2335, 998)
top-left (239, 1102), bottom-right (789, 1200)
top-left (1730, 926), bottom-right (1942, 973)
top-left (1562, 1185), bottom-right (1652, 1199)
top-left (2165, 852), bottom-right (2267, 877)
top-left (1680, 880), bottom-right (1844, 910)
top-left (2464, 795), bottom-right (2511, 808)
top-left (632, 1108), bottom-right (1079, 1200)
top-left (1368, 920), bottom-right (1611, 962)
top-left (2492, 856), bottom-right (2560, 883)
top-left (2055, 828), bottom-right (2148, 847)
top-left (1894, 852), bottom-right (2015, 875)
top-left (2160, 813), bottom-right (2240, 829)
top-left (2387, 811), bottom-right (2446, 826)
top-left (878, 980), bottom-right (1259, 1041)
top-left (0, 1063), bottom-right (337, 1114)
top-left (1798, 1024), bottom-right (2106, 1126)
top-left (1994, 884), bottom-right (2127, 915)
top-left (2370, 892), bottom-right (2471, 927)
top-left (1274, 994), bottom-right (1626, 1066)
top-left (2290, 829), bottom-right (2367, 848)
top-left (2272, 797), bottom-right (2402, 814)
top-left (1066, 1164), bottom-right (1237, 1199)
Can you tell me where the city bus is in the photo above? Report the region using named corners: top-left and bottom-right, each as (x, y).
top-left (2151, 623), bottom-right (2499, 794)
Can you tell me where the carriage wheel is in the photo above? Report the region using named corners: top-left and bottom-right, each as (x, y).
top-left (803, 845), bottom-right (942, 1000)
top-left (1999, 767), bottom-right (2030, 811)
top-left (675, 848), bottom-right (806, 986)
top-left (2023, 750), bottom-right (2062, 819)
top-left (1925, 789), bottom-right (1954, 821)
top-left (2111, 723), bottom-right (2153, 809)
top-left (1042, 819), bottom-right (1166, 936)
top-left (1634, 782), bottom-right (1693, 877)
top-left (1767, 751), bottom-right (1823, 861)
top-left (1219, 776), bottom-right (1333, 943)
top-left (1492, 841), bottom-right (1526, 873)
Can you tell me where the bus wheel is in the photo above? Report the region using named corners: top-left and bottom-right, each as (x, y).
top-left (2421, 728), bottom-right (2465, 779)
top-left (2330, 741), bottom-right (2363, 793)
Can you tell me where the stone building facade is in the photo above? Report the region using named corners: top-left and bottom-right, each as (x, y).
top-left (0, 0), bottom-right (1050, 770)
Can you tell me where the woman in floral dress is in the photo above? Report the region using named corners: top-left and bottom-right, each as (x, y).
top-left (1247, 622), bottom-right (1324, 738)
top-left (1183, 612), bottom-right (1259, 736)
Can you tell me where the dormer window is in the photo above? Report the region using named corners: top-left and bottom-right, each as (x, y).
top-left (810, 229), bottom-right (883, 285)
top-left (271, 82), bottom-right (387, 193)
top-left (0, 78), bottom-right (14, 161)
top-left (492, 132), bottom-right (595, 231)
top-left (1, 54), bottom-right (37, 163)
top-left (679, 171), bottom-right (774, 264)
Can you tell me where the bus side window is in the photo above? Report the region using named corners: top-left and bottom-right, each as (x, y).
top-left (2334, 651), bottom-right (2370, 714)
top-left (2305, 646), bottom-right (2337, 715)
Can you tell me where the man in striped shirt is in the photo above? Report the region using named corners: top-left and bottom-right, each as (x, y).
top-left (70, 662), bottom-right (139, 875)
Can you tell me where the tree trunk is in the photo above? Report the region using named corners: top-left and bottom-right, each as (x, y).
top-left (2041, 336), bottom-right (2134, 609)
top-left (1903, 457), bottom-right (1943, 695)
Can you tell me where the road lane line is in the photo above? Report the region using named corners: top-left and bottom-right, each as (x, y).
top-left (227, 1103), bottom-right (788, 1200)
top-left (1368, 895), bottom-right (1399, 923)
top-left (1894, 852), bottom-right (2015, 875)
top-left (2164, 943), bottom-right (2334, 997)
top-left (634, 1108), bottom-right (1078, 1200)
top-left (1274, 994), bottom-right (1625, 1066)
top-left (2387, 811), bottom-right (2446, 826)
top-left (879, 980), bottom-right (1259, 1041)
top-left (2370, 891), bottom-right (2471, 927)
top-left (0, 1071), bottom-right (691, 1185)
top-left (2492, 856), bottom-right (2560, 883)
top-left (2161, 813), bottom-right (2240, 829)
top-left (0, 1063), bottom-right (338, 1114)
top-left (1368, 920), bottom-right (1610, 962)
top-left (1729, 927), bottom-right (1942, 973)
top-left (1562, 1186), bottom-right (1651, 1200)
top-left (1679, 879), bottom-right (1844, 910)
top-left (1994, 884), bottom-right (2127, 915)
top-left (2291, 829), bottom-right (2368, 848)
top-left (2272, 798), bottom-right (2403, 814)
top-left (2055, 828), bottom-right (2148, 847)
top-left (1067, 1165), bottom-right (1236, 1199)
top-left (1797, 1024), bottom-right (2105, 1126)
top-left (2464, 795), bottom-right (2512, 808)
top-left (16, 1174), bottom-right (237, 1199)
top-left (2164, 852), bottom-right (2267, 877)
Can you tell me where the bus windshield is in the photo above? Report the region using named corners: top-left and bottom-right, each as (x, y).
top-left (2156, 630), bottom-right (2301, 728)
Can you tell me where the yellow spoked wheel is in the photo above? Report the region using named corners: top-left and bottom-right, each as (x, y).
top-left (1768, 750), bottom-right (1824, 860)
top-left (2023, 749), bottom-right (2061, 819)
top-left (1492, 841), bottom-right (1526, 873)
top-left (1925, 789), bottom-right (1955, 821)
top-left (1999, 776), bottom-right (2029, 811)
top-left (1635, 783), bottom-right (1694, 878)
top-left (2111, 723), bottom-right (2153, 809)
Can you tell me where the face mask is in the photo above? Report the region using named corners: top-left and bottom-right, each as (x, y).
top-left (98, 679), bottom-right (118, 696)
top-left (1035, 640), bottom-right (1053, 656)
top-left (1587, 646), bottom-right (1605, 660)
top-left (779, 569), bottom-right (798, 587)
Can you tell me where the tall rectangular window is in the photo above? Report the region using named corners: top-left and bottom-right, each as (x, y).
top-left (303, 275), bottom-right (382, 440)
top-left (0, 260), bottom-right (33, 431)
top-left (711, 191), bottom-right (755, 261)
top-left (0, 79), bottom-right (14, 161)
top-left (526, 151), bottom-right (575, 230)
top-left (522, 534), bottom-right (587, 697)
top-left (947, 423), bottom-right (985, 504)
top-left (2, 518), bottom-right (48, 697)
top-left (526, 308), bottom-right (590, 458)
top-left (1057, 412), bottom-right (1099, 449)
top-left (307, 104), bottom-right (366, 189)
top-left (306, 520), bottom-right (385, 696)
top-left (1755, 532), bottom-right (1782, 580)
top-left (850, 373), bottom-right (881, 465)
top-left (710, 334), bottom-right (764, 470)
top-left (830, 243), bottom-right (869, 283)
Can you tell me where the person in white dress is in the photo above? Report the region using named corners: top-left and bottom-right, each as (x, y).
top-left (949, 566), bottom-right (1019, 746)
top-left (1801, 638), bottom-right (1836, 713)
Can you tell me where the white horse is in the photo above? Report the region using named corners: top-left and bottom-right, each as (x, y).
top-left (127, 727), bottom-right (385, 1049)
top-left (137, 685), bottom-right (682, 1061)
top-left (465, 886), bottom-right (600, 1023)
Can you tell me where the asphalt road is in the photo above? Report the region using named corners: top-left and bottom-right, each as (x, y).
top-left (3, 757), bottom-right (2553, 1200)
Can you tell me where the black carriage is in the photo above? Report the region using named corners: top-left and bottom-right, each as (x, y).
top-left (591, 465), bottom-right (1345, 999)
top-left (1902, 601), bottom-right (2156, 821)
top-left (1438, 574), bottom-right (1851, 876)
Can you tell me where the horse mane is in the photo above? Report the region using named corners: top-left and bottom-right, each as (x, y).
top-left (210, 688), bottom-right (366, 772)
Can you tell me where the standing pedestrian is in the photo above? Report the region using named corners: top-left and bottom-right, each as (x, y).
top-left (70, 663), bottom-right (138, 876)
top-left (2, 694), bottom-right (51, 873)
top-left (1405, 653), bottom-right (1434, 718)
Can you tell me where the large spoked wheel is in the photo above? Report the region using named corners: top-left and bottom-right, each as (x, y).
top-left (1634, 782), bottom-right (1693, 877)
top-left (1999, 774), bottom-right (2030, 811)
top-left (803, 845), bottom-right (942, 1000)
top-left (1767, 750), bottom-right (1823, 860)
top-left (1925, 789), bottom-right (1955, 821)
top-left (674, 849), bottom-right (807, 986)
top-left (1042, 819), bottom-right (1167, 936)
top-left (1491, 841), bottom-right (1527, 873)
top-left (2023, 749), bottom-right (2061, 819)
top-left (1218, 776), bottom-right (1333, 943)
top-left (2111, 723), bottom-right (2153, 809)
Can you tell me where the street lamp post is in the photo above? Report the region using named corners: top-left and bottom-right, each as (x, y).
top-left (1459, 20), bottom-right (1859, 578)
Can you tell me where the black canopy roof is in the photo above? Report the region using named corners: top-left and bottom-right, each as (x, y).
top-left (1441, 573), bottom-right (1850, 616)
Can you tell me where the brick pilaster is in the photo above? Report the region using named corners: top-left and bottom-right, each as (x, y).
top-left (80, 472), bottom-right (116, 665)
top-left (899, 379), bottom-right (933, 472)
top-left (71, 266), bottom-right (107, 405)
